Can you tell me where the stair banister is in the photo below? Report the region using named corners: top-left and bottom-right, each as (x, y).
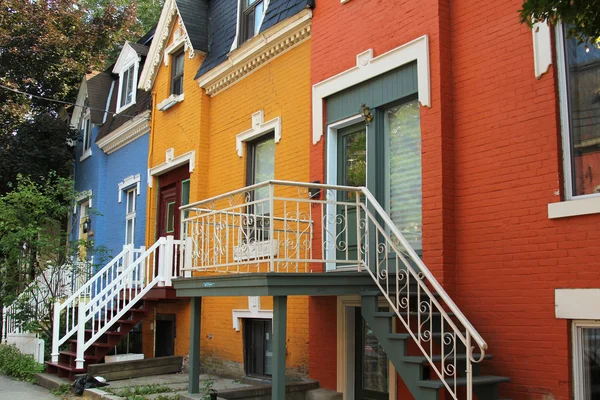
top-left (359, 187), bottom-right (487, 353)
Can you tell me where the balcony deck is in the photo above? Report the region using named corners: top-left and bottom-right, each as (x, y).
top-left (172, 271), bottom-right (376, 297)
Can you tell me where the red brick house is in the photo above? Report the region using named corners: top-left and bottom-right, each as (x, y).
top-left (307, 0), bottom-right (600, 399)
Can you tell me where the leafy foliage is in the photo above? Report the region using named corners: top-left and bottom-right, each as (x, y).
top-left (520, 0), bottom-right (600, 43)
top-left (0, 344), bottom-right (44, 382)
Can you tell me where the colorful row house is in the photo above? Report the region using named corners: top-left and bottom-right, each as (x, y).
top-left (41, 0), bottom-right (600, 399)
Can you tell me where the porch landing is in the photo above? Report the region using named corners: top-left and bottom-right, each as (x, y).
top-left (172, 271), bottom-right (376, 297)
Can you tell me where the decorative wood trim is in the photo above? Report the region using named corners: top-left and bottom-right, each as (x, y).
top-left (138, 0), bottom-right (201, 92)
top-left (148, 149), bottom-right (195, 187)
top-left (236, 110), bottom-right (281, 157)
top-left (96, 111), bottom-right (150, 155)
top-left (113, 44), bottom-right (141, 114)
top-left (532, 20), bottom-right (552, 79)
top-left (312, 35), bottom-right (430, 144)
top-left (197, 9), bottom-right (312, 97)
top-left (118, 174), bottom-right (141, 203)
top-left (231, 296), bottom-right (273, 331)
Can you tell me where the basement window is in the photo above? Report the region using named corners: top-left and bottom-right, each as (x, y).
top-left (573, 321), bottom-right (600, 399)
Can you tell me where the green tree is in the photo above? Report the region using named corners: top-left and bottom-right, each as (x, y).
top-left (520, 0), bottom-right (600, 43)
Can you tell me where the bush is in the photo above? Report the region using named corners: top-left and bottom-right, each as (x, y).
top-left (0, 344), bottom-right (44, 381)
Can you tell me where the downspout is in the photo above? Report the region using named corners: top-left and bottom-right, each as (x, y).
top-left (146, 91), bottom-right (157, 247)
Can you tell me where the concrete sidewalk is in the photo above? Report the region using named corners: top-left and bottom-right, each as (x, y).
top-left (0, 374), bottom-right (57, 400)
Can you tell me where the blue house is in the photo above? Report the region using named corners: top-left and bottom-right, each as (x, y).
top-left (70, 33), bottom-right (153, 263)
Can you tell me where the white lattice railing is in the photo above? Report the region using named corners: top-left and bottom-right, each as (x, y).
top-left (180, 180), bottom-right (487, 400)
top-left (51, 237), bottom-right (181, 369)
top-left (2, 260), bottom-right (92, 341)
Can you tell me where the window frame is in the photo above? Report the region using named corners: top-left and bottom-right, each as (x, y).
top-left (238, 0), bottom-right (266, 46)
top-left (171, 50), bottom-right (185, 96)
top-left (125, 188), bottom-right (136, 245)
top-left (81, 111), bottom-right (92, 160)
top-left (556, 23), bottom-right (600, 201)
top-left (116, 60), bottom-right (138, 114)
top-left (572, 320), bottom-right (600, 399)
top-left (243, 318), bottom-right (273, 377)
top-left (245, 133), bottom-right (275, 242)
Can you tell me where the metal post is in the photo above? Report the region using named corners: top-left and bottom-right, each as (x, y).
top-left (272, 296), bottom-right (287, 400)
top-left (188, 297), bottom-right (202, 394)
top-left (466, 333), bottom-right (473, 400)
top-left (356, 193), bottom-right (362, 272)
top-left (75, 304), bottom-right (86, 369)
top-left (184, 237), bottom-right (193, 278)
top-left (51, 301), bottom-right (61, 362)
top-left (269, 184), bottom-right (275, 272)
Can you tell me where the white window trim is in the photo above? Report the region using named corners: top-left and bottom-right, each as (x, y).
top-left (125, 188), bottom-right (136, 245)
top-left (532, 20), bottom-right (552, 79)
top-left (548, 24), bottom-right (600, 218)
top-left (236, 110), bottom-right (281, 157)
top-left (148, 148), bottom-right (195, 187)
top-left (312, 35), bottom-right (430, 144)
top-left (115, 61), bottom-right (139, 114)
top-left (232, 296), bottom-right (273, 331)
top-left (118, 174), bottom-right (141, 203)
top-left (572, 320), bottom-right (600, 400)
top-left (157, 93), bottom-right (185, 111)
top-left (163, 35), bottom-right (187, 67)
top-left (231, 0), bottom-right (270, 52)
top-left (80, 112), bottom-right (92, 161)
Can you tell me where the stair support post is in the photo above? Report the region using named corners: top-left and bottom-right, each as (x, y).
top-left (75, 304), bottom-right (86, 370)
top-left (51, 300), bottom-right (61, 363)
top-left (163, 236), bottom-right (174, 286)
top-left (272, 296), bottom-right (287, 400)
top-left (188, 297), bottom-right (202, 394)
top-left (466, 333), bottom-right (473, 400)
top-left (2, 306), bottom-right (6, 342)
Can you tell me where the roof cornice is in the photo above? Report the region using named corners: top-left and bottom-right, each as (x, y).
top-left (139, 0), bottom-right (202, 92)
top-left (197, 9), bottom-right (312, 97)
top-left (96, 110), bottom-right (151, 154)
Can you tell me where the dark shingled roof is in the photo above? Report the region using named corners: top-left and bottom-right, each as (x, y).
top-left (95, 47), bottom-right (152, 143)
top-left (128, 42), bottom-right (150, 56)
top-left (177, 0), bottom-right (209, 52)
top-left (86, 72), bottom-right (113, 125)
top-left (195, 0), bottom-right (312, 79)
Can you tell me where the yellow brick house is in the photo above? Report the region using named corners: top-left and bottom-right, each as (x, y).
top-left (138, 0), bottom-right (313, 380)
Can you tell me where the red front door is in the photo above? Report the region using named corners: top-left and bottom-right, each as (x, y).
top-left (157, 166), bottom-right (190, 241)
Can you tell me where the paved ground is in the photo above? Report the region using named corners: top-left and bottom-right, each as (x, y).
top-left (0, 375), bottom-right (57, 400)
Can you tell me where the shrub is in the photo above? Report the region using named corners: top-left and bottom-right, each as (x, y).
top-left (0, 344), bottom-right (44, 381)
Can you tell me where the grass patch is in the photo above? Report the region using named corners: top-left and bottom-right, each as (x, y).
top-left (105, 383), bottom-right (175, 399)
top-left (50, 383), bottom-right (72, 397)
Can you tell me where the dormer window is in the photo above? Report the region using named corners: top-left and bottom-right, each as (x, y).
top-left (171, 50), bottom-right (185, 95)
top-left (239, 0), bottom-right (265, 45)
top-left (119, 64), bottom-right (135, 110)
top-left (80, 106), bottom-right (92, 161)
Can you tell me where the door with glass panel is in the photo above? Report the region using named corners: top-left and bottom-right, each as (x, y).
top-left (355, 308), bottom-right (388, 399)
top-left (336, 123), bottom-right (367, 267)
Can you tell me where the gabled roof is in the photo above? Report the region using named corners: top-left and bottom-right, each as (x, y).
top-left (70, 71), bottom-right (113, 127)
top-left (113, 42), bottom-right (148, 74)
top-left (195, 0), bottom-right (312, 79)
top-left (139, 0), bottom-right (209, 91)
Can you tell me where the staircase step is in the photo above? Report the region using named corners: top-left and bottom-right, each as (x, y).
top-left (59, 351), bottom-right (102, 362)
top-left (372, 311), bottom-right (456, 319)
top-left (403, 354), bottom-right (491, 364)
top-left (85, 329), bottom-right (126, 337)
top-left (418, 375), bottom-right (510, 389)
top-left (386, 332), bottom-right (443, 341)
top-left (45, 361), bottom-right (85, 373)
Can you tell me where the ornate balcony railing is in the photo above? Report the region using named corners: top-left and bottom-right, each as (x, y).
top-left (180, 180), bottom-right (487, 400)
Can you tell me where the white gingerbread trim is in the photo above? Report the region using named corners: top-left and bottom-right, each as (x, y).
top-left (232, 296), bottom-right (273, 331)
top-left (118, 174), bottom-right (141, 203)
top-left (532, 20), bottom-right (552, 79)
top-left (312, 35), bottom-right (430, 144)
top-left (96, 111), bottom-right (150, 154)
top-left (148, 148), bottom-right (195, 187)
top-left (138, 0), bottom-right (200, 92)
top-left (197, 9), bottom-right (312, 96)
top-left (236, 110), bottom-right (281, 157)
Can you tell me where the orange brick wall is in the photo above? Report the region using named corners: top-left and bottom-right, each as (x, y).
top-left (200, 39), bottom-right (312, 377)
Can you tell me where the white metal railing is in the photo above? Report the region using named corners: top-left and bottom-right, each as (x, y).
top-left (180, 181), bottom-right (487, 400)
top-left (51, 237), bottom-right (181, 369)
top-left (2, 260), bottom-right (92, 341)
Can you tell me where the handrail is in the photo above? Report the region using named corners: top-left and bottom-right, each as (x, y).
top-left (359, 187), bottom-right (487, 352)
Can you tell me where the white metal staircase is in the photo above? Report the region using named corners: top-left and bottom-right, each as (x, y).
top-left (47, 237), bottom-right (182, 377)
top-left (180, 180), bottom-right (509, 400)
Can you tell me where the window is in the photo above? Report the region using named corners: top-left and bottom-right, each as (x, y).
top-left (239, 0), bottom-right (265, 45)
top-left (181, 179), bottom-right (190, 219)
top-left (166, 202), bottom-right (176, 233)
top-left (245, 134), bottom-right (274, 241)
top-left (243, 319), bottom-right (272, 376)
top-left (573, 321), bottom-right (600, 399)
top-left (125, 188), bottom-right (136, 245)
top-left (119, 64), bottom-right (136, 111)
top-left (558, 25), bottom-right (600, 198)
top-left (171, 50), bottom-right (184, 96)
top-left (82, 115), bottom-right (92, 154)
